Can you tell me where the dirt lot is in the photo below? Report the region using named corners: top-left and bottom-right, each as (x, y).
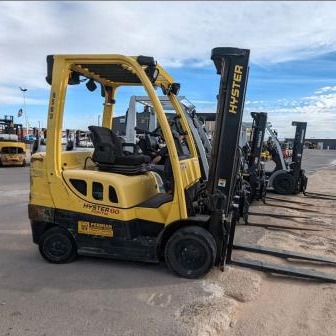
top-left (176, 166), bottom-right (336, 336)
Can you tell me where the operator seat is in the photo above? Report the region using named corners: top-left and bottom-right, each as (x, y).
top-left (88, 126), bottom-right (151, 175)
top-left (138, 134), bottom-right (158, 160)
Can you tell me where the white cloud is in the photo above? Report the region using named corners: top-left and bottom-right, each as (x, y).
top-left (243, 87), bottom-right (336, 138)
top-left (1, 1), bottom-right (336, 90)
top-left (1, 1), bottom-right (336, 137)
top-left (246, 100), bottom-right (266, 105)
top-left (314, 86), bottom-right (336, 94)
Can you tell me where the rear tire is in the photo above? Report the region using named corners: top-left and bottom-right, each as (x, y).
top-left (39, 226), bottom-right (77, 263)
top-left (273, 172), bottom-right (296, 195)
top-left (165, 226), bottom-right (216, 279)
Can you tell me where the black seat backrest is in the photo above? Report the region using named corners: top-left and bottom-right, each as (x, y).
top-left (89, 126), bottom-right (123, 164)
top-left (88, 126), bottom-right (151, 169)
top-left (138, 135), bottom-right (154, 156)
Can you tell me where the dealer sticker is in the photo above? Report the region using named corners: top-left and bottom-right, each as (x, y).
top-left (218, 178), bottom-right (226, 187)
top-left (78, 221), bottom-right (113, 237)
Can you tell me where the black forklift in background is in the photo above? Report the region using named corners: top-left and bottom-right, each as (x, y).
top-left (266, 121), bottom-right (308, 195)
top-left (209, 48), bottom-right (335, 281)
top-left (241, 112), bottom-right (268, 202)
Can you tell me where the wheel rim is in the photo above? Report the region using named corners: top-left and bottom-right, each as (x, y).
top-left (43, 234), bottom-right (72, 261)
top-left (278, 177), bottom-right (292, 191)
top-left (174, 239), bottom-right (208, 271)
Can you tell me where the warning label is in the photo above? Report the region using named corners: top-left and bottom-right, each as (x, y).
top-left (78, 221), bottom-right (113, 237)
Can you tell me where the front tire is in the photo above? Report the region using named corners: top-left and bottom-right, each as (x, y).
top-left (273, 172), bottom-right (295, 195)
top-left (164, 226), bottom-right (216, 279)
top-left (39, 226), bottom-right (77, 263)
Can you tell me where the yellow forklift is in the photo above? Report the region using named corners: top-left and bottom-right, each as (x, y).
top-left (29, 49), bottom-right (336, 281)
top-left (0, 115), bottom-right (27, 167)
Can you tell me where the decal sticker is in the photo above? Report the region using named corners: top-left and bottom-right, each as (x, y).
top-left (78, 221), bottom-right (114, 237)
top-left (83, 203), bottom-right (120, 216)
top-left (229, 65), bottom-right (244, 114)
top-left (218, 178), bottom-right (226, 187)
top-left (49, 92), bottom-right (56, 120)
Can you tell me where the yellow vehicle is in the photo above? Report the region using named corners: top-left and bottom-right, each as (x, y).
top-left (0, 139), bottom-right (26, 167)
top-left (260, 150), bottom-right (271, 161)
top-left (28, 49), bottom-right (336, 281)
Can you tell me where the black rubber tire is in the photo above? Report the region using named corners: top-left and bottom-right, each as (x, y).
top-left (39, 226), bottom-right (77, 264)
top-left (164, 226), bottom-right (216, 279)
top-left (273, 172), bottom-right (296, 195)
top-left (21, 160), bottom-right (26, 167)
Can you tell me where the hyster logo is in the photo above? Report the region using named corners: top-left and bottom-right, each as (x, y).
top-left (229, 65), bottom-right (244, 114)
top-left (83, 203), bottom-right (120, 215)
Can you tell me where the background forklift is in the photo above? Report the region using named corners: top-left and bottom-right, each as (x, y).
top-left (241, 112), bottom-right (268, 202)
top-left (0, 115), bottom-right (27, 167)
top-left (0, 115), bottom-right (24, 140)
top-left (29, 48), bottom-right (336, 281)
top-left (266, 121), bottom-right (308, 195)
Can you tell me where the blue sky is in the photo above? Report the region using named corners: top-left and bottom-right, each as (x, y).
top-left (1, 1), bottom-right (336, 139)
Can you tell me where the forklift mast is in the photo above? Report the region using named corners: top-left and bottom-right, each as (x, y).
top-left (291, 121), bottom-right (307, 170)
top-left (290, 121), bottom-right (307, 193)
top-left (207, 47), bottom-right (250, 266)
top-left (208, 47), bottom-right (250, 211)
top-left (242, 112), bottom-right (268, 202)
top-left (265, 123), bottom-right (287, 171)
top-left (248, 112), bottom-right (267, 170)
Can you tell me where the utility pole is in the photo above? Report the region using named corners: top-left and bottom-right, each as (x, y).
top-left (98, 115), bottom-right (101, 126)
top-left (19, 87), bottom-right (28, 136)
